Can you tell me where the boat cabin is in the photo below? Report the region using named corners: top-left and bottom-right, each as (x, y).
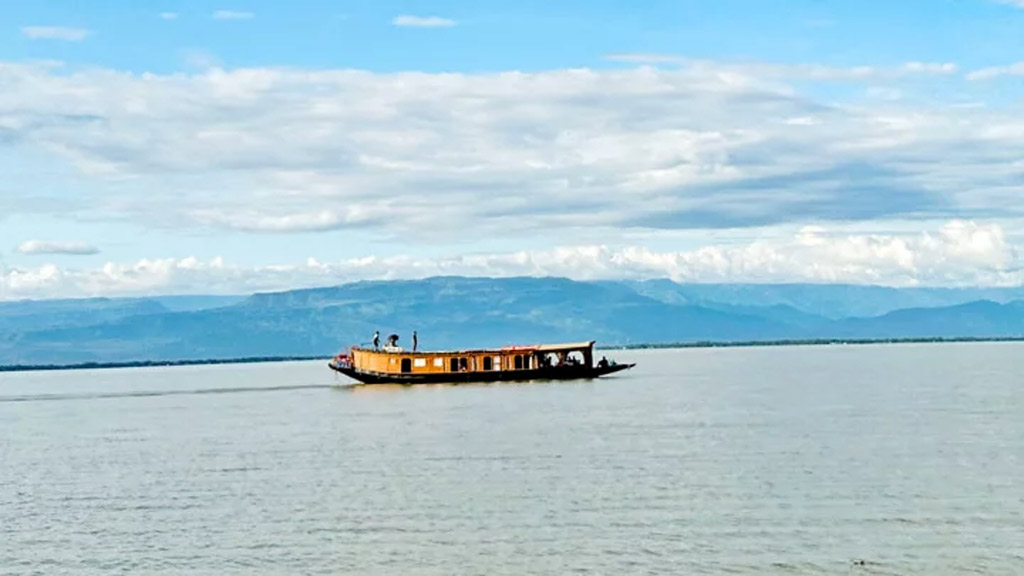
top-left (347, 341), bottom-right (597, 377)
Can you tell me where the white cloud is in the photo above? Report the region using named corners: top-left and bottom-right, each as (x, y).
top-left (190, 207), bottom-right (383, 232)
top-left (605, 54), bottom-right (958, 80)
top-left (864, 87), bottom-right (904, 101)
top-left (994, 0), bottom-right (1024, 8)
top-left (967, 62), bottom-right (1024, 80)
top-left (20, 27), bottom-right (91, 41)
top-left (160, 12), bottom-right (179, 20)
top-left (0, 59), bottom-right (1022, 250)
top-left (212, 10), bottom-right (254, 20)
top-left (1, 221), bottom-right (1020, 300)
top-left (392, 15), bottom-right (457, 28)
top-left (902, 61), bottom-right (958, 74)
top-left (16, 240), bottom-right (100, 256)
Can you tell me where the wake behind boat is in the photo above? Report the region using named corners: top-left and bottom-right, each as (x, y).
top-left (328, 339), bottom-right (634, 385)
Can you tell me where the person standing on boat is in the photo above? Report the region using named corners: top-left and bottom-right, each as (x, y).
top-left (373, 331), bottom-right (380, 350)
top-left (412, 331), bottom-right (418, 352)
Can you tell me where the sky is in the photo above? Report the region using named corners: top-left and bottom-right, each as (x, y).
top-left (2, 0), bottom-right (1024, 299)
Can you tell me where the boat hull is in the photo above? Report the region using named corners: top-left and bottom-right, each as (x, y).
top-left (329, 361), bottom-right (635, 385)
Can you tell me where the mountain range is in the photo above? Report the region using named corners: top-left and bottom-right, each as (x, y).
top-left (2, 276), bottom-right (1024, 366)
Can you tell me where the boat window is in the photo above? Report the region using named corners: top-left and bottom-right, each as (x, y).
top-left (483, 356), bottom-right (493, 371)
top-left (459, 358), bottom-right (468, 371)
top-left (514, 355), bottom-right (523, 370)
top-left (414, 358), bottom-right (426, 368)
top-left (493, 356), bottom-right (501, 370)
top-left (400, 358), bottom-right (412, 373)
top-left (449, 358), bottom-right (458, 372)
top-left (433, 358), bottom-right (443, 367)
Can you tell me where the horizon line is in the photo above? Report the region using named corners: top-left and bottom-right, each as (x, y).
top-left (3, 336), bottom-right (1023, 374)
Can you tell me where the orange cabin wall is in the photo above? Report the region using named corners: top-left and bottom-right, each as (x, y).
top-left (351, 349), bottom-right (547, 375)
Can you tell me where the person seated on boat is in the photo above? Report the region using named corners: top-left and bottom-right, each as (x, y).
top-left (382, 334), bottom-right (404, 352)
top-left (598, 356), bottom-right (608, 368)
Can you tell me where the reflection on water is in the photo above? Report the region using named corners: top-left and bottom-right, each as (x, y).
top-left (1, 343), bottom-right (1022, 575)
top-left (339, 375), bottom-right (617, 394)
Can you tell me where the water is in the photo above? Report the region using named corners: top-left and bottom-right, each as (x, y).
top-left (1, 343), bottom-right (1022, 575)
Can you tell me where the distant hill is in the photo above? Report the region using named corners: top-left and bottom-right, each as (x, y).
top-left (147, 295), bottom-right (247, 312)
top-left (1, 277), bottom-right (1023, 366)
top-left (0, 298), bottom-right (169, 334)
top-left (626, 279), bottom-right (1024, 319)
top-left (832, 300), bottom-right (1024, 339)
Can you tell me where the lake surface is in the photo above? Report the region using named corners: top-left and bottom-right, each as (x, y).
top-left (1, 343), bottom-right (1022, 575)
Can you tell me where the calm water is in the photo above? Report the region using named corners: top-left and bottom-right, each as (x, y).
top-left (1, 343), bottom-right (1022, 575)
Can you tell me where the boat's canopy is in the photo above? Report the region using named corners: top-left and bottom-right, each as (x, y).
top-left (501, 341), bottom-right (595, 353)
top-left (353, 340), bottom-right (597, 355)
top-left (535, 341), bottom-right (596, 352)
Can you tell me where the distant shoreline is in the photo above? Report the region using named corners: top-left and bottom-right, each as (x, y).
top-left (2, 336), bottom-right (1023, 374)
top-left (613, 336), bottom-right (1024, 350)
top-left (0, 356), bottom-right (326, 374)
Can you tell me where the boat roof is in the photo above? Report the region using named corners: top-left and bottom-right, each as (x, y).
top-left (505, 341), bottom-right (596, 352)
top-left (353, 340), bottom-right (596, 355)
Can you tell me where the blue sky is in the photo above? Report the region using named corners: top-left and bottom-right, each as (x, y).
top-left (6, 0), bottom-right (1024, 73)
top-left (2, 0), bottom-right (1024, 297)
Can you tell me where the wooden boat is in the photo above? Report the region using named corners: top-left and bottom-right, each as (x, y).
top-left (328, 340), bottom-right (635, 385)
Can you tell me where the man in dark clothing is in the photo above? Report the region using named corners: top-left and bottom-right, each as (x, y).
top-left (373, 331), bottom-right (380, 350)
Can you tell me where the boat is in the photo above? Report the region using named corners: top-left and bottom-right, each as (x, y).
top-left (328, 340), bottom-right (635, 385)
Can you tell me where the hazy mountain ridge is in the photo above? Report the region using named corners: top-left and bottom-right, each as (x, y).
top-left (1, 277), bottom-right (1023, 366)
top-left (0, 298), bottom-right (169, 335)
top-left (624, 280), bottom-right (1024, 319)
